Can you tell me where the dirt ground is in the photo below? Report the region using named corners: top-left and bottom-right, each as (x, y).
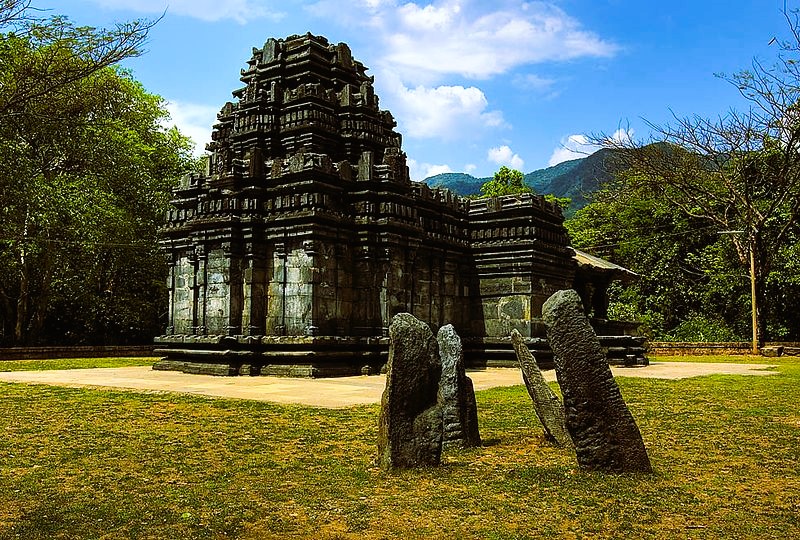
top-left (0, 361), bottom-right (776, 408)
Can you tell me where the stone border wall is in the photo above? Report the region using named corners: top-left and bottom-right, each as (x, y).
top-left (649, 342), bottom-right (800, 356)
top-left (0, 346), bottom-right (157, 361)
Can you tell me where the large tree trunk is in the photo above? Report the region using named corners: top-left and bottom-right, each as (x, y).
top-left (14, 260), bottom-right (29, 345)
top-left (753, 238), bottom-right (770, 343)
top-left (733, 233), bottom-right (771, 344)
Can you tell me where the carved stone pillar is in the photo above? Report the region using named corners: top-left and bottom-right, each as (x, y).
top-left (193, 245), bottom-right (208, 335)
top-left (165, 257), bottom-right (176, 335)
top-left (266, 241), bottom-right (287, 335)
top-left (241, 242), bottom-right (267, 336)
top-left (171, 252), bottom-right (196, 335)
top-left (302, 239), bottom-right (319, 336)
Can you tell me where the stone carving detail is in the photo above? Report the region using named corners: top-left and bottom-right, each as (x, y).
top-left (437, 324), bottom-right (481, 449)
top-left (541, 289), bottom-right (652, 473)
top-left (510, 329), bottom-right (571, 447)
top-left (378, 313), bottom-right (444, 469)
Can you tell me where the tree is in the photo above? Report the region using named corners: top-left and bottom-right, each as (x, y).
top-left (0, 1), bottom-right (157, 119)
top-left (566, 173), bottom-right (757, 340)
top-left (0, 6), bottom-right (193, 345)
top-left (0, 1), bottom-right (29, 27)
top-left (592, 6), bottom-right (800, 346)
top-left (479, 166), bottom-right (533, 197)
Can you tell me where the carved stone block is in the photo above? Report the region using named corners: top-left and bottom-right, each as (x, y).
top-left (377, 313), bottom-right (443, 469)
top-left (510, 329), bottom-right (571, 447)
top-left (542, 289), bottom-right (652, 473)
top-left (437, 324), bottom-right (481, 450)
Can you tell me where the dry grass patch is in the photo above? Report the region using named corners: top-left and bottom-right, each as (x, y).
top-left (650, 354), bottom-right (793, 364)
top-left (0, 357), bottom-right (156, 371)
top-left (0, 360), bottom-right (798, 538)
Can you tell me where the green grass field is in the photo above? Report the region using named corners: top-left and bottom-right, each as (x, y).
top-left (0, 357), bottom-right (156, 372)
top-left (1, 358), bottom-right (798, 539)
top-left (649, 354), bottom-right (795, 364)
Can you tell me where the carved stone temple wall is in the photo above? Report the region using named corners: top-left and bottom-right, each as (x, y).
top-left (154, 34), bottom-right (576, 377)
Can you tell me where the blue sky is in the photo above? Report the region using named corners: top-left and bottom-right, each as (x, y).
top-left (49, 0), bottom-right (787, 180)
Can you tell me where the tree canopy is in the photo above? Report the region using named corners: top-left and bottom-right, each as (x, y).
top-left (479, 166), bottom-right (533, 197)
top-left (573, 6), bottom-right (800, 341)
top-left (0, 3), bottom-right (194, 345)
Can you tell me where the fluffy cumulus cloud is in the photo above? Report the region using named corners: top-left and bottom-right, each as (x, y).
top-left (547, 134), bottom-right (595, 166)
top-left (407, 158), bottom-right (453, 181)
top-left (379, 71), bottom-right (506, 139)
top-left (163, 101), bottom-right (220, 156)
top-left (548, 128), bottom-right (633, 166)
top-left (310, 0), bottom-right (619, 83)
top-left (88, 0), bottom-right (285, 23)
top-left (306, 1), bottom-right (617, 144)
top-left (488, 145), bottom-right (524, 170)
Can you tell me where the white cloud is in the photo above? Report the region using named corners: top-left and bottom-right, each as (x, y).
top-left (548, 134), bottom-right (594, 166)
top-left (424, 164), bottom-right (455, 177)
top-left (310, 1), bottom-right (618, 83)
top-left (407, 158), bottom-right (454, 182)
top-left (547, 128), bottom-right (633, 166)
top-left (379, 70), bottom-right (505, 140)
top-left (306, 2), bottom-right (617, 144)
top-left (88, 0), bottom-right (285, 23)
top-left (464, 163), bottom-right (477, 174)
top-left (512, 73), bottom-right (557, 92)
top-left (609, 127), bottom-right (635, 145)
top-left (163, 100), bottom-right (219, 156)
top-left (488, 145), bottom-right (524, 170)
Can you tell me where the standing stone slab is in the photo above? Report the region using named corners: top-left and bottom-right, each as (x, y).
top-left (510, 329), bottom-right (572, 448)
top-left (437, 324), bottom-right (481, 449)
top-left (377, 313), bottom-right (444, 469)
top-left (542, 289), bottom-right (652, 473)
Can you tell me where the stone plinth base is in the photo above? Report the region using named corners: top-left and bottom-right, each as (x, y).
top-left (153, 333), bottom-right (646, 377)
top-left (600, 335), bottom-right (649, 367)
top-left (464, 335), bottom-right (648, 371)
top-left (153, 335), bottom-right (389, 378)
top-left (464, 337), bottom-right (554, 369)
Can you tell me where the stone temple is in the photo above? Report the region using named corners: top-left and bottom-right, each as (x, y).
top-left (155, 33), bottom-right (643, 377)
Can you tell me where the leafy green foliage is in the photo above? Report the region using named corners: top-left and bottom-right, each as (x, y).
top-left (0, 9), bottom-right (193, 344)
top-left (478, 166), bottom-right (533, 197)
top-left (665, 315), bottom-right (744, 342)
top-left (543, 193), bottom-right (572, 211)
top-left (567, 175), bottom-right (750, 339)
top-left (0, 357), bottom-right (156, 371)
top-left (577, 6), bottom-right (800, 341)
top-left (567, 164), bottom-right (800, 340)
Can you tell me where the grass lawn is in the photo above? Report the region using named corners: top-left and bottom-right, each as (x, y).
top-left (650, 354), bottom-right (796, 365)
top-left (1, 358), bottom-right (798, 539)
top-left (0, 357), bottom-right (157, 372)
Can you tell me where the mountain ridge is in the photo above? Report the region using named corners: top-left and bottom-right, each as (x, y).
top-left (424, 148), bottom-right (626, 213)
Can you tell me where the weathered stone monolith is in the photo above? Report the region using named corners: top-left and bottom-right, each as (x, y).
top-left (542, 289), bottom-right (652, 473)
top-left (377, 313), bottom-right (444, 469)
top-left (510, 329), bottom-right (572, 448)
top-left (437, 324), bottom-right (481, 449)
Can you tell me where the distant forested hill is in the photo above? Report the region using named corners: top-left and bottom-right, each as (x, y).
top-left (424, 148), bottom-right (628, 213)
top-left (424, 172), bottom-right (488, 196)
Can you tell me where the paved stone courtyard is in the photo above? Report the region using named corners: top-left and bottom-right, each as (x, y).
top-left (0, 362), bottom-right (776, 408)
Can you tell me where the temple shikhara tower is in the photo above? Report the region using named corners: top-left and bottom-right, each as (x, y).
top-left (155, 33), bottom-right (641, 376)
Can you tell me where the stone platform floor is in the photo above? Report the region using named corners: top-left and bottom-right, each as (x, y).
top-left (0, 362), bottom-right (776, 408)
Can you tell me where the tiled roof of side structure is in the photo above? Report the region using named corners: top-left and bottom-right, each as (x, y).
top-left (572, 248), bottom-right (638, 281)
